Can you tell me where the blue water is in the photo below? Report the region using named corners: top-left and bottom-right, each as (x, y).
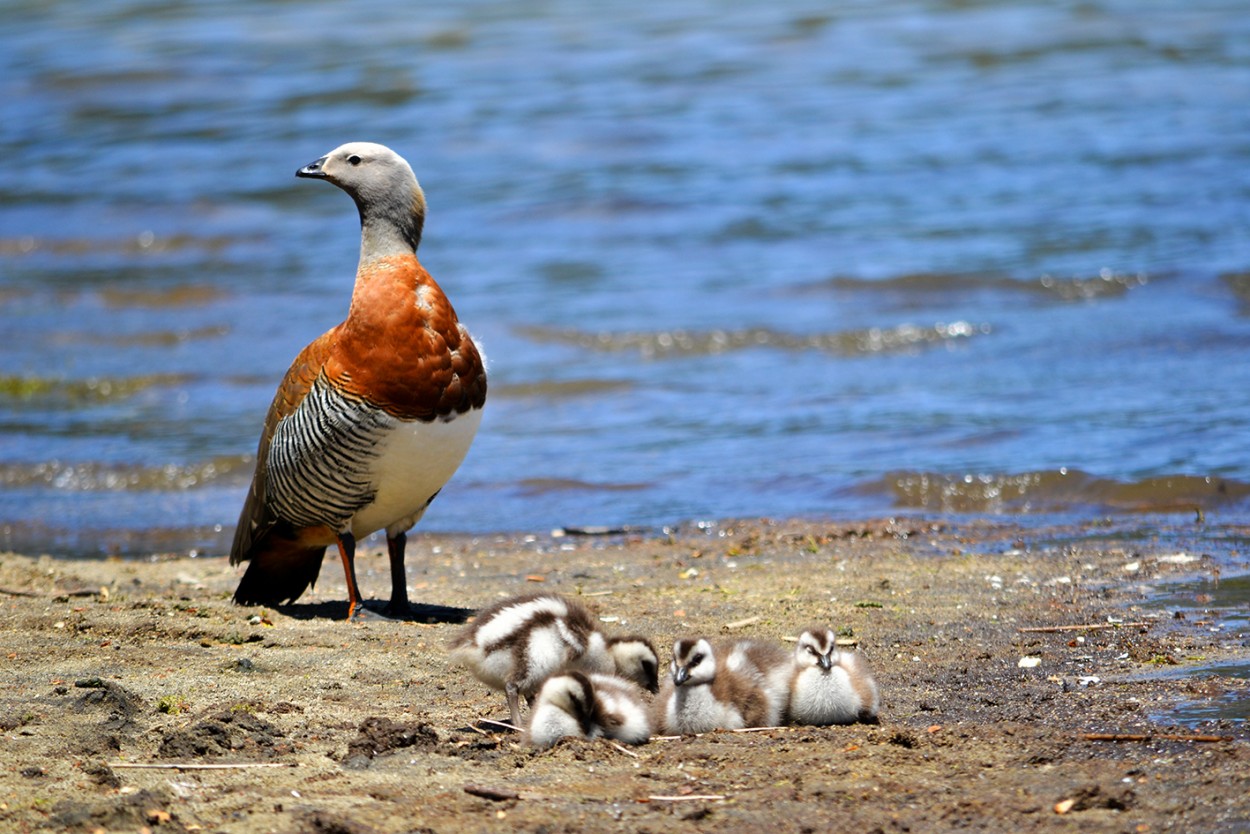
top-left (3, 0), bottom-right (1250, 556)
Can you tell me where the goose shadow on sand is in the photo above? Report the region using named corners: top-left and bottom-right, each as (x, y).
top-left (256, 599), bottom-right (473, 623)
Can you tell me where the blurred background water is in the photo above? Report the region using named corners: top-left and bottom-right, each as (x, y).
top-left (3, 0), bottom-right (1250, 557)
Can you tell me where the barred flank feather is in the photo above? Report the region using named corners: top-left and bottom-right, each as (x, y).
top-left (266, 374), bottom-right (397, 532)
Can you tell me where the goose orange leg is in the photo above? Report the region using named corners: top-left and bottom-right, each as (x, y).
top-left (335, 532), bottom-right (363, 620)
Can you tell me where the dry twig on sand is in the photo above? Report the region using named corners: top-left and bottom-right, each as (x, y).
top-left (464, 784), bottom-right (522, 802)
top-left (1018, 622), bottom-right (1153, 633)
top-left (108, 762), bottom-right (296, 770)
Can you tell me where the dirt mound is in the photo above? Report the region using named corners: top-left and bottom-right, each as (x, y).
top-left (158, 708), bottom-right (288, 759)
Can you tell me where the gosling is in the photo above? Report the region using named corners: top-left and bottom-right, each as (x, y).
top-left (788, 626), bottom-right (880, 725)
top-left (448, 592), bottom-right (658, 726)
top-left (722, 637), bottom-right (793, 727)
top-left (526, 671), bottom-right (652, 748)
top-left (654, 637), bottom-right (775, 735)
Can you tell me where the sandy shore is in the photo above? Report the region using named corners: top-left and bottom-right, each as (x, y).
top-left (1, 516), bottom-right (1247, 833)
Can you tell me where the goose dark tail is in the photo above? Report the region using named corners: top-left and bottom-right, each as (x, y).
top-left (232, 537), bottom-right (327, 606)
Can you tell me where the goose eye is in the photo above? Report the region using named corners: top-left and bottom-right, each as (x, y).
top-left (347, 154), bottom-right (362, 166)
top-left (690, 653), bottom-right (704, 665)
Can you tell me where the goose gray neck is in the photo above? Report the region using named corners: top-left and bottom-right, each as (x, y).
top-left (353, 184), bottom-right (426, 262)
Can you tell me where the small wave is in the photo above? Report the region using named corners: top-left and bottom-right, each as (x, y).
top-left (1036, 270), bottom-right (1148, 300)
top-left (0, 233), bottom-right (254, 259)
top-left (811, 272), bottom-right (1008, 294)
top-left (0, 373), bottom-right (195, 405)
top-left (862, 469), bottom-right (1250, 515)
top-left (97, 285), bottom-right (230, 308)
top-left (2, 283), bottom-right (230, 312)
top-left (0, 457), bottom-right (252, 492)
top-left (0, 519), bottom-right (232, 559)
top-left (495, 379), bottom-right (633, 398)
top-left (1222, 271), bottom-right (1250, 307)
top-left (518, 321), bottom-right (988, 358)
top-left (807, 269), bottom-right (1147, 301)
top-left (516, 478), bottom-right (649, 495)
top-left (51, 325), bottom-right (230, 347)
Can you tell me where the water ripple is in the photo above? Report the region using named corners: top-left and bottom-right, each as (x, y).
top-left (0, 457), bottom-right (252, 492)
top-left (864, 470), bottom-right (1250, 515)
top-left (1222, 271), bottom-right (1250, 310)
top-left (519, 322), bottom-right (989, 358)
top-left (807, 269), bottom-right (1149, 301)
top-left (51, 326), bottom-right (230, 348)
top-left (0, 233), bottom-right (255, 259)
top-left (493, 379), bottom-right (633, 398)
top-left (517, 477), bottom-right (649, 496)
top-left (0, 374), bottom-right (196, 405)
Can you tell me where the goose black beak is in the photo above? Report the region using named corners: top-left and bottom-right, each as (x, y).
top-left (297, 156), bottom-right (329, 179)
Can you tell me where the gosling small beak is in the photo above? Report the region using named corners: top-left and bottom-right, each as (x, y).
top-left (818, 654), bottom-right (834, 672)
top-left (296, 155), bottom-right (329, 179)
top-left (673, 667), bottom-right (690, 686)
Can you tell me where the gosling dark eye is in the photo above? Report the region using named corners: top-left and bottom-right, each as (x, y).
top-left (690, 654), bottom-right (704, 665)
top-left (347, 154), bottom-right (362, 166)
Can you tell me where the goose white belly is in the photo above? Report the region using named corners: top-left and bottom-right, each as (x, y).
top-left (789, 666), bottom-right (861, 725)
top-left (667, 686), bottom-right (745, 734)
top-left (349, 407), bottom-right (482, 538)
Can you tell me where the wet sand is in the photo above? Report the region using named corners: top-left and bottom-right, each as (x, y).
top-left (1, 517), bottom-right (1248, 833)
